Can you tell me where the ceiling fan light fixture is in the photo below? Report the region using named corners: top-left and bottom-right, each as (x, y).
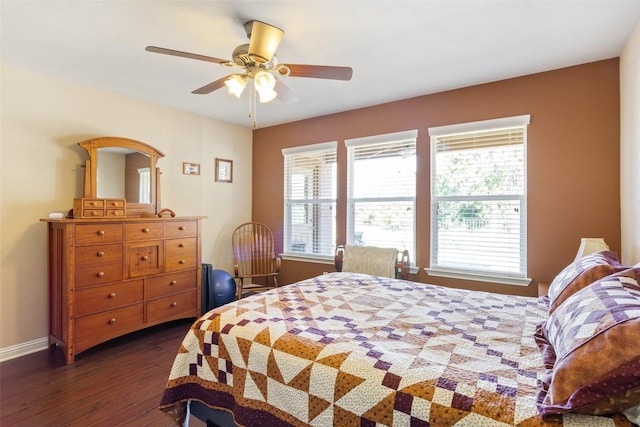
top-left (254, 71), bottom-right (277, 103)
top-left (225, 75), bottom-right (247, 98)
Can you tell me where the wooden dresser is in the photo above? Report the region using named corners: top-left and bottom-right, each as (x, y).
top-left (43, 216), bottom-right (203, 364)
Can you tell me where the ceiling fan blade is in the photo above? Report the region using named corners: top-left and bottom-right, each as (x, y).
top-left (192, 76), bottom-right (229, 94)
top-left (145, 46), bottom-right (229, 65)
top-left (246, 20), bottom-right (284, 63)
top-left (281, 64), bottom-right (353, 81)
top-left (274, 78), bottom-right (300, 104)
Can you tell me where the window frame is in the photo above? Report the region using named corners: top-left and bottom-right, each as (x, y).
top-left (345, 130), bottom-right (418, 269)
top-left (426, 115), bottom-right (531, 286)
top-left (282, 141), bottom-right (338, 262)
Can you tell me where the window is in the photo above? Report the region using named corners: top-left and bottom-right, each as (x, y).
top-left (138, 167), bottom-right (151, 203)
top-left (428, 115), bottom-right (530, 285)
top-left (345, 130), bottom-right (417, 262)
top-left (282, 142), bottom-right (337, 258)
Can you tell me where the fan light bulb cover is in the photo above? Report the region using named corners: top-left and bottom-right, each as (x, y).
top-left (257, 87), bottom-right (278, 103)
top-left (254, 71), bottom-right (277, 103)
top-left (225, 75), bottom-right (246, 98)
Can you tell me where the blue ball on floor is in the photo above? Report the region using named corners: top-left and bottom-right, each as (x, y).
top-left (211, 269), bottom-right (237, 307)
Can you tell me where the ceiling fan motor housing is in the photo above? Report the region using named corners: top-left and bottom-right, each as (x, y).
top-left (232, 44), bottom-right (279, 70)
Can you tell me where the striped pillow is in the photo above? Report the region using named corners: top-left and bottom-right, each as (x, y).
top-left (536, 267), bottom-right (640, 418)
top-left (547, 251), bottom-right (625, 313)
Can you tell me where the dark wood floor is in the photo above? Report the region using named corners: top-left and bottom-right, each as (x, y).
top-left (0, 319), bottom-right (207, 427)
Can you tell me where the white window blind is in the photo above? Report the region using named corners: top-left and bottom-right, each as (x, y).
top-left (345, 130), bottom-right (417, 262)
top-left (282, 142), bottom-right (337, 258)
top-left (428, 115), bottom-right (530, 285)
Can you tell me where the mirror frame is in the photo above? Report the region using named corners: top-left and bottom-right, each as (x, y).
top-left (78, 137), bottom-right (165, 217)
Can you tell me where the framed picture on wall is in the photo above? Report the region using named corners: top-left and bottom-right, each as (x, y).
top-left (215, 158), bottom-right (233, 183)
top-left (183, 162), bottom-right (200, 175)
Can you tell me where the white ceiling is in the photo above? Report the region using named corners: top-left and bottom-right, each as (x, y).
top-left (2, 1), bottom-right (640, 129)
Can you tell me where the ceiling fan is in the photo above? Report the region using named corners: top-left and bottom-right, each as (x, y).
top-left (146, 20), bottom-right (353, 105)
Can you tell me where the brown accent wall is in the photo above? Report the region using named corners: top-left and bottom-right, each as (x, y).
top-left (252, 59), bottom-right (621, 297)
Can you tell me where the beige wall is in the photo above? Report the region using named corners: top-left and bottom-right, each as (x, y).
top-left (253, 59), bottom-right (622, 297)
top-left (620, 20), bottom-right (640, 266)
top-left (0, 63), bottom-right (252, 352)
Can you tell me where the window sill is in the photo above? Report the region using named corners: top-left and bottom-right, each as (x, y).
top-left (424, 267), bottom-right (531, 287)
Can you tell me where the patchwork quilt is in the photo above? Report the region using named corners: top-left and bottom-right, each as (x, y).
top-left (160, 272), bottom-right (632, 426)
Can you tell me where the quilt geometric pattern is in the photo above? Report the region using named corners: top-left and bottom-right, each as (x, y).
top-left (160, 272), bottom-right (632, 427)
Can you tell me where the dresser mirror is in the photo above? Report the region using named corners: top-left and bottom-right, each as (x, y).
top-left (78, 137), bottom-right (165, 216)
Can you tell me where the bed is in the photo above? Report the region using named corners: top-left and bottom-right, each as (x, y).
top-left (160, 253), bottom-right (640, 427)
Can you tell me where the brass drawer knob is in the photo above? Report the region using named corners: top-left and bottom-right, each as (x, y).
top-left (109, 318), bottom-right (116, 324)
top-left (179, 260), bottom-right (185, 264)
top-left (178, 243), bottom-right (185, 248)
top-left (97, 230), bottom-right (105, 235)
top-left (170, 280), bottom-right (177, 286)
top-left (97, 251), bottom-right (105, 257)
top-left (97, 271), bottom-right (105, 277)
top-left (178, 226), bottom-right (185, 231)
top-left (109, 293), bottom-right (116, 298)
top-left (142, 228), bottom-right (150, 233)
top-left (171, 302), bottom-right (177, 307)
top-left (141, 255), bottom-right (149, 261)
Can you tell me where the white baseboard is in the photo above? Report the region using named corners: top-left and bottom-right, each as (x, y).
top-left (0, 337), bottom-right (49, 362)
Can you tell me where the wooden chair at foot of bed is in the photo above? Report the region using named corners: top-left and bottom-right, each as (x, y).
top-left (334, 244), bottom-right (410, 280)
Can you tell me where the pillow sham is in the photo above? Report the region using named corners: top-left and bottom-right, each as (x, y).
top-left (547, 250), bottom-right (625, 313)
top-left (536, 267), bottom-right (640, 419)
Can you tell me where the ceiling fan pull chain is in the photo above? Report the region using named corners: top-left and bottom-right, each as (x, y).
top-left (247, 83), bottom-right (257, 128)
top-left (248, 84), bottom-right (253, 119)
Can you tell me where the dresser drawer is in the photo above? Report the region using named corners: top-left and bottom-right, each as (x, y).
top-left (164, 220), bottom-right (197, 239)
top-left (125, 222), bottom-right (164, 241)
top-left (75, 280), bottom-right (143, 316)
top-left (83, 199), bottom-right (105, 208)
top-left (75, 303), bottom-right (144, 354)
top-left (146, 271), bottom-right (197, 299)
top-left (165, 237), bottom-right (197, 257)
top-left (83, 209), bottom-right (106, 218)
top-left (147, 290), bottom-right (197, 324)
top-left (75, 223), bottom-right (123, 245)
top-left (106, 209), bottom-right (126, 218)
top-left (75, 262), bottom-right (123, 287)
top-left (75, 243), bottom-right (122, 266)
top-left (105, 200), bottom-right (125, 209)
top-left (165, 253), bottom-right (197, 272)
top-left (126, 240), bottom-right (163, 278)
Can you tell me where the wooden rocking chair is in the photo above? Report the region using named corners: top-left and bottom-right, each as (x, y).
top-left (232, 222), bottom-right (281, 300)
